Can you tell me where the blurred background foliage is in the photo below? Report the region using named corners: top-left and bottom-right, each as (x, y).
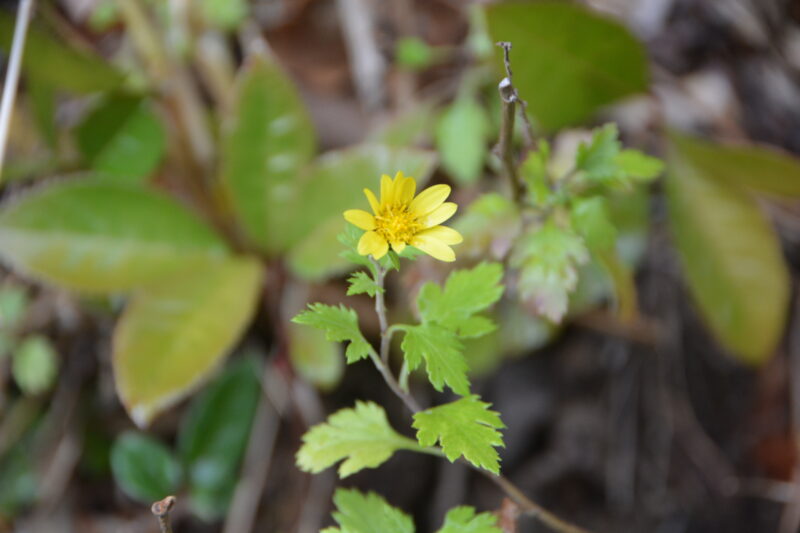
top-left (0, 0), bottom-right (799, 532)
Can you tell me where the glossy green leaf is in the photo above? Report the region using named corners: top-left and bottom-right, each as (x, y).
top-left (0, 180), bottom-right (229, 293)
top-left (326, 489), bottom-right (415, 533)
top-left (220, 53), bottom-right (315, 254)
top-left (113, 258), bottom-right (262, 426)
top-left (485, 2), bottom-right (648, 130)
top-left (178, 356), bottom-right (261, 520)
top-left (296, 402), bottom-right (421, 478)
top-left (436, 506), bottom-right (501, 533)
top-left (0, 14), bottom-right (123, 93)
top-left (12, 335), bottom-right (57, 396)
top-left (289, 321), bottom-right (343, 390)
top-left (666, 147), bottom-right (790, 364)
top-left (412, 395), bottom-right (504, 474)
top-left (110, 432), bottom-right (181, 504)
top-left (436, 96), bottom-right (489, 184)
top-left (670, 132), bottom-right (800, 198)
top-left (76, 95), bottom-right (166, 184)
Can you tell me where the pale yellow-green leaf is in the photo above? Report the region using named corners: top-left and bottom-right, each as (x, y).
top-left (113, 257), bottom-right (262, 426)
top-left (289, 321), bottom-right (343, 391)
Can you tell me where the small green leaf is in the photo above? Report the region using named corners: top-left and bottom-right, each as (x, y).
top-left (615, 149), bottom-right (663, 180)
top-left (666, 146), bottom-right (789, 364)
top-left (296, 402), bottom-right (421, 478)
top-left (412, 395), bottom-right (504, 474)
top-left (400, 324), bottom-right (469, 395)
top-left (511, 221), bottom-right (589, 322)
top-left (110, 431), bottom-right (181, 504)
top-left (289, 322), bottom-right (343, 391)
top-left (200, 0), bottom-right (247, 30)
top-left (0, 180), bottom-right (229, 293)
top-left (220, 53), bottom-right (315, 254)
top-left (521, 140), bottom-right (552, 206)
top-left (292, 304), bottom-right (371, 364)
top-left (417, 262), bottom-right (503, 337)
top-left (396, 37), bottom-right (434, 70)
top-left (76, 95), bottom-right (166, 184)
top-left (436, 506), bottom-right (501, 533)
top-left (12, 335), bottom-right (57, 396)
top-left (485, 2), bottom-right (648, 130)
top-left (327, 488), bottom-right (415, 533)
top-left (347, 271), bottom-right (383, 297)
top-left (113, 258), bottom-right (262, 426)
top-left (178, 356), bottom-right (261, 520)
top-left (0, 14), bottom-right (123, 93)
top-left (436, 96), bottom-right (489, 184)
top-left (576, 124), bottom-right (621, 181)
top-left (0, 285), bottom-right (28, 330)
top-left (571, 196), bottom-right (617, 251)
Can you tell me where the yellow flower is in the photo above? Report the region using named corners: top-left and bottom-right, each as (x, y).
top-left (343, 172), bottom-right (463, 262)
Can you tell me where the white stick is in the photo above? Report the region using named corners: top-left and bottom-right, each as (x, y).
top-left (0, 0), bottom-right (35, 181)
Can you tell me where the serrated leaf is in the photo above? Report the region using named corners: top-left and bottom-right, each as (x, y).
top-left (327, 489), bottom-right (415, 533)
top-left (412, 395), bottom-right (504, 473)
top-left (669, 131), bottom-right (800, 197)
top-left (347, 271), bottom-right (382, 297)
top-left (436, 506), bottom-right (501, 533)
top-left (220, 53), bottom-right (315, 254)
top-left (292, 304), bottom-right (371, 363)
top-left (485, 2), bottom-right (648, 130)
top-left (400, 324), bottom-right (469, 395)
top-left (576, 124), bottom-right (621, 181)
top-left (296, 402), bottom-right (421, 478)
top-left (511, 221), bottom-right (589, 322)
top-left (12, 335), bottom-right (57, 396)
top-left (0, 14), bottom-right (123, 94)
top-left (110, 431), bottom-right (181, 504)
top-left (436, 96), bottom-right (489, 184)
top-left (571, 196), bottom-right (617, 251)
top-left (0, 180), bottom-right (229, 293)
top-left (178, 356), bottom-right (261, 520)
top-left (666, 146), bottom-right (789, 365)
top-left (521, 140), bottom-right (552, 206)
top-left (289, 321), bottom-right (343, 391)
top-left (113, 258), bottom-right (262, 426)
top-left (76, 95), bottom-right (166, 184)
top-left (417, 262), bottom-right (503, 337)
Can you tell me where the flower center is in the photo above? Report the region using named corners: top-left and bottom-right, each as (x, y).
top-left (374, 204), bottom-right (421, 244)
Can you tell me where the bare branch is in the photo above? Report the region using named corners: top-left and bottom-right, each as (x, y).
top-left (151, 496), bottom-right (176, 533)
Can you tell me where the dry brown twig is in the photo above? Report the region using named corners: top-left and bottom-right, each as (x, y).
top-left (151, 495), bottom-right (176, 533)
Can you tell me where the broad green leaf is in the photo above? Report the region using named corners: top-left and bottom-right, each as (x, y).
top-left (347, 271), bottom-right (383, 297)
top-left (287, 217), bottom-right (351, 280)
top-left (12, 335), bottom-right (57, 396)
top-left (511, 221), bottom-right (589, 322)
top-left (412, 395), bottom-right (504, 474)
top-left (178, 356), bottom-right (261, 520)
top-left (28, 81), bottom-right (57, 148)
top-left (417, 262), bottom-right (503, 337)
top-left (286, 144), bottom-right (437, 279)
top-left (326, 489), bottom-right (415, 533)
top-left (670, 132), bottom-right (800, 197)
top-left (220, 53), bottom-right (315, 254)
top-left (400, 323), bottom-right (469, 395)
top-left (76, 95), bottom-right (166, 184)
top-left (571, 196), bottom-right (617, 251)
top-left (114, 258), bottom-right (262, 426)
top-left (0, 180), bottom-right (229, 293)
top-left (485, 2), bottom-right (648, 130)
top-left (666, 148), bottom-right (789, 365)
top-left (110, 432), bottom-right (181, 504)
top-left (292, 303), bottom-right (371, 364)
top-left (296, 402), bottom-right (421, 477)
top-left (0, 14), bottom-right (123, 93)
top-left (289, 321), bottom-right (343, 390)
top-left (436, 506), bottom-right (501, 533)
top-left (436, 96), bottom-right (489, 184)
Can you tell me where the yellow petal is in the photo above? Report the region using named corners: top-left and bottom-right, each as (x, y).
top-left (411, 232), bottom-right (456, 262)
top-left (396, 175), bottom-right (417, 204)
top-left (416, 225), bottom-right (463, 245)
top-left (409, 184), bottom-right (451, 216)
top-left (380, 174), bottom-right (394, 205)
top-left (358, 230), bottom-right (389, 259)
top-left (420, 202), bottom-right (457, 228)
top-left (391, 241), bottom-right (406, 254)
top-left (363, 188), bottom-right (380, 213)
top-left (344, 209), bottom-right (376, 230)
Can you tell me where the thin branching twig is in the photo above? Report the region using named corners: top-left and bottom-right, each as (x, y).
top-left (151, 495), bottom-right (176, 533)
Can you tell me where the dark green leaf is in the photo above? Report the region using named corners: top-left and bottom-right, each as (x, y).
top-left (111, 431), bottom-right (181, 504)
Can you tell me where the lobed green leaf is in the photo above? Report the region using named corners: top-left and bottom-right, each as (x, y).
top-left (325, 489), bottom-right (415, 533)
top-left (436, 506), bottom-right (502, 533)
top-left (292, 303), bottom-right (371, 363)
top-left (400, 323), bottom-right (469, 395)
